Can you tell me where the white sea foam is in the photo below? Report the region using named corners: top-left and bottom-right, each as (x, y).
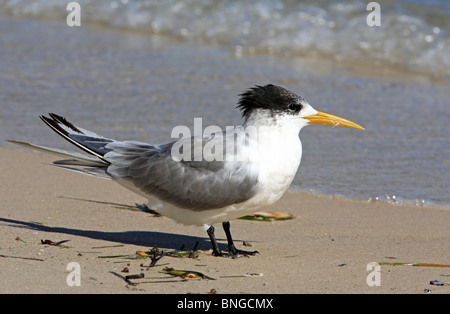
top-left (1, 0), bottom-right (450, 79)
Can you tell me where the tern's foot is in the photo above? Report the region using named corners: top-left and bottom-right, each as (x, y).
top-left (213, 245), bottom-right (259, 259)
top-left (207, 222), bottom-right (259, 258)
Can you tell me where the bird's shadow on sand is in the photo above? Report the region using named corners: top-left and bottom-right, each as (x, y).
top-left (0, 217), bottom-right (212, 251)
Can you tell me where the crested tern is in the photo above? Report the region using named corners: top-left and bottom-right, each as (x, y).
top-left (8, 84), bottom-right (364, 258)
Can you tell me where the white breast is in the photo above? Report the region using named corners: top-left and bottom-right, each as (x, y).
top-left (245, 122), bottom-right (303, 208)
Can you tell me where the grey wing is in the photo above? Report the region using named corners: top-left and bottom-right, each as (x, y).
top-left (104, 136), bottom-right (260, 211)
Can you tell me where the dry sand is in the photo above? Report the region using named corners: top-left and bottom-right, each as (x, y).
top-left (1, 146), bottom-right (449, 294)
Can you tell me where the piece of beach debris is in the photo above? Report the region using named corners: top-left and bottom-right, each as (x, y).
top-left (110, 271), bottom-right (138, 286)
top-left (136, 251), bottom-right (149, 257)
top-left (29, 221), bottom-right (44, 225)
top-left (110, 272), bottom-right (145, 286)
top-left (40, 239), bottom-right (70, 247)
top-left (166, 242), bottom-right (200, 259)
top-left (99, 244), bottom-right (199, 263)
top-left (91, 244), bottom-right (124, 249)
top-left (0, 254), bottom-right (44, 262)
top-left (239, 211), bottom-right (293, 222)
top-left (142, 247), bottom-right (166, 267)
top-left (379, 262), bottom-right (450, 267)
top-left (98, 248), bottom-right (163, 261)
top-left (125, 273), bottom-right (145, 280)
top-left (429, 280), bottom-right (450, 286)
top-left (160, 267), bottom-right (215, 280)
top-left (98, 254), bottom-right (129, 259)
top-left (15, 236), bottom-right (26, 243)
top-left (430, 280), bottom-right (444, 286)
top-left (245, 272), bottom-right (263, 277)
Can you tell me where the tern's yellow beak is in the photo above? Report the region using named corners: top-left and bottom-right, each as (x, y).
top-left (304, 111), bottom-right (365, 130)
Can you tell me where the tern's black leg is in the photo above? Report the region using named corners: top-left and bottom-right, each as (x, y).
top-left (206, 225), bottom-right (223, 256)
top-left (222, 221), bottom-right (259, 258)
top-left (207, 222), bottom-right (259, 258)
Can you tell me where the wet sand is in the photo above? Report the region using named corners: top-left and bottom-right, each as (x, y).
top-left (1, 146), bottom-right (449, 294)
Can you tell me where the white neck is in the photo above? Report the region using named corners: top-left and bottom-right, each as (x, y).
top-left (240, 110), bottom-right (304, 205)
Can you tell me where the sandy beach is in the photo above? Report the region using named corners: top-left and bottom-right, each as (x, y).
top-left (1, 0), bottom-right (449, 300)
top-left (1, 146), bottom-right (449, 294)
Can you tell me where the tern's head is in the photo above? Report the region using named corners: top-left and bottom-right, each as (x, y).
top-left (237, 84), bottom-right (364, 131)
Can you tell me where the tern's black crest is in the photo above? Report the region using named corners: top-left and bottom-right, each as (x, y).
top-left (237, 84), bottom-right (305, 120)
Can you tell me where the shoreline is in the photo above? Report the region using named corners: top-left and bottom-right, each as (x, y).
top-left (1, 146), bottom-right (449, 294)
top-left (289, 186), bottom-right (450, 213)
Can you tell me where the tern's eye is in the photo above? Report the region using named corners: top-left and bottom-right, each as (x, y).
top-left (288, 103), bottom-right (301, 112)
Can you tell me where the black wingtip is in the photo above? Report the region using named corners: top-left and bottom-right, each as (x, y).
top-left (40, 114), bottom-right (66, 135)
top-left (38, 113), bottom-right (109, 162)
top-left (48, 113), bottom-right (84, 134)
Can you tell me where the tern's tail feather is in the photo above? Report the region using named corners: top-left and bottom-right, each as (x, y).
top-left (7, 113), bottom-right (114, 178)
top-left (6, 140), bottom-right (107, 167)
